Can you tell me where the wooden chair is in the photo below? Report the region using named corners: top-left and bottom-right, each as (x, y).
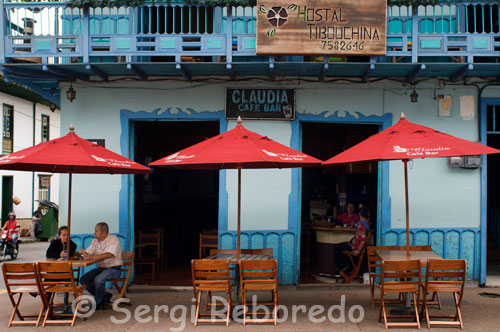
top-left (340, 231), bottom-right (372, 284)
top-left (109, 251), bottom-right (135, 305)
top-left (135, 231), bottom-right (161, 281)
top-left (367, 245), bottom-right (403, 308)
top-left (152, 227), bottom-right (166, 270)
top-left (240, 259), bottom-right (279, 325)
top-left (2, 262), bottom-right (46, 327)
top-left (37, 262), bottom-right (86, 327)
top-left (203, 228), bottom-right (218, 236)
top-left (379, 259), bottom-right (421, 330)
top-left (420, 259), bottom-right (466, 329)
top-left (199, 233), bottom-right (218, 259)
top-left (409, 245), bottom-right (441, 308)
top-left (191, 259), bottom-right (232, 326)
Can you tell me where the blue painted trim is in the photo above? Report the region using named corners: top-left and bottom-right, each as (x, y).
top-left (480, 97), bottom-right (500, 285)
top-left (296, 111), bottom-right (392, 236)
top-left (4, 76), bottom-right (60, 106)
top-left (119, 108), bottom-right (227, 255)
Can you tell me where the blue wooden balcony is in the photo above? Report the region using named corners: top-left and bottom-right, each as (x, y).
top-left (0, 1), bottom-right (498, 105)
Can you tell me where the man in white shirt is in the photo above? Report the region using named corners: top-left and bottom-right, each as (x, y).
top-left (79, 222), bottom-right (122, 308)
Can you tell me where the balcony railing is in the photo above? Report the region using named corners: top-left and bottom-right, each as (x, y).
top-left (0, 1), bottom-right (498, 65)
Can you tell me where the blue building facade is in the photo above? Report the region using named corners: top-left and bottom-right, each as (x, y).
top-left (0, 0), bottom-right (499, 284)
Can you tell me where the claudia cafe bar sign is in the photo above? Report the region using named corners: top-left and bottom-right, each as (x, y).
top-left (226, 88), bottom-right (295, 120)
top-left (256, 0), bottom-right (386, 55)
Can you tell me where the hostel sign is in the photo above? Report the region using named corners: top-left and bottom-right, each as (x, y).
top-left (256, 0), bottom-right (386, 55)
top-left (226, 88), bottom-right (295, 120)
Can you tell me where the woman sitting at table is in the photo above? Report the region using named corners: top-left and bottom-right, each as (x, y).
top-left (333, 207), bottom-right (370, 274)
top-left (46, 226), bottom-right (77, 259)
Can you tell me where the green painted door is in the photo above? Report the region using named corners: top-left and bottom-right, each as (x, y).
top-left (1, 176), bottom-right (13, 226)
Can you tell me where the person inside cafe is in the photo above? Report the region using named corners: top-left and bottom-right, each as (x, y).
top-left (333, 206), bottom-right (370, 274)
top-left (46, 226), bottom-right (77, 259)
top-left (336, 202), bottom-right (360, 227)
top-left (79, 222), bottom-right (122, 309)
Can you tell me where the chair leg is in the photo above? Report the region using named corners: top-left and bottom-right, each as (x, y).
top-left (42, 293), bottom-right (55, 327)
top-left (454, 292), bottom-right (464, 329)
top-left (370, 282), bottom-right (375, 309)
top-left (242, 290), bottom-right (247, 326)
top-left (8, 294), bottom-right (22, 327)
top-left (194, 291), bottom-right (201, 326)
top-left (381, 295), bottom-right (389, 329)
top-left (412, 292), bottom-right (420, 329)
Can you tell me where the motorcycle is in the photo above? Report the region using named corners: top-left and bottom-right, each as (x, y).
top-left (0, 229), bottom-right (19, 262)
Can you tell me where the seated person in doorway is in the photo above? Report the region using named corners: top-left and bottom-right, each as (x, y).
top-left (333, 207), bottom-right (370, 274)
top-left (79, 222), bottom-right (122, 309)
top-left (336, 202), bottom-right (360, 227)
top-left (46, 226), bottom-right (77, 259)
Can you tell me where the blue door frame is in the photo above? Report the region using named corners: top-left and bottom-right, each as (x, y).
top-left (480, 97), bottom-right (500, 285)
top-left (295, 112), bottom-right (393, 255)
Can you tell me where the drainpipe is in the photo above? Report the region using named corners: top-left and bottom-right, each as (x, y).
top-left (32, 102), bottom-right (36, 214)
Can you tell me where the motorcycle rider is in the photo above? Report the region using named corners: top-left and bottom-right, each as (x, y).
top-left (2, 212), bottom-right (19, 253)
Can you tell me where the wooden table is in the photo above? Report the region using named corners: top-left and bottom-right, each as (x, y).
top-left (376, 250), bottom-right (443, 266)
top-left (376, 249), bottom-right (443, 314)
top-left (44, 257), bottom-right (101, 267)
top-left (205, 253), bottom-right (272, 263)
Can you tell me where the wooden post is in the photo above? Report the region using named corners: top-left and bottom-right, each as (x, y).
top-left (237, 166), bottom-right (241, 260)
top-left (66, 173), bottom-right (72, 260)
top-left (403, 160), bottom-right (410, 256)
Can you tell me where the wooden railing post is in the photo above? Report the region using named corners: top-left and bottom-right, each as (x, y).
top-left (0, 1), bottom-right (5, 63)
top-left (225, 7), bottom-right (232, 66)
top-left (82, 8), bottom-right (90, 64)
top-left (411, 5), bottom-right (419, 63)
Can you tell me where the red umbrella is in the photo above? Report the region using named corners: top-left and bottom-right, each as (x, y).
top-left (0, 125), bottom-right (151, 259)
top-left (323, 113), bottom-right (500, 254)
top-left (150, 117), bottom-right (322, 258)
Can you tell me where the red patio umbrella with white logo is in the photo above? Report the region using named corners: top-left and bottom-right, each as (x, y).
top-left (150, 117), bottom-right (322, 258)
top-left (0, 125), bottom-right (151, 258)
top-left (323, 113), bottom-right (500, 254)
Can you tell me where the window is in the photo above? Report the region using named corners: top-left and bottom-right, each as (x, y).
top-left (41, 114), bottom-right (50, 142)
top-left (2, 104), bottom-right (13, 154)
top-left (38, 175), bottom-right (51, 201)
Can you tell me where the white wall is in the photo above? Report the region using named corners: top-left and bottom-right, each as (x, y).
top-left (0, 92), bottom-right (61, 220)
top-left (58, 80), bottom-right (489, 233)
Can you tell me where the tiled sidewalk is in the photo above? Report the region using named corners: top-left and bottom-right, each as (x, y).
top-left (0, 285), bottom-right (499, 331)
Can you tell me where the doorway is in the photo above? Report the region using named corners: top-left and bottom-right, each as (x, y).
top-left (300, 122), bottom-right (379, 283)
top-left (486, 103), bottom-right (500, 284)
top-left (133, 121), bottom-right (220, 286)
top-left (2, 176), bottom-right (13, 225)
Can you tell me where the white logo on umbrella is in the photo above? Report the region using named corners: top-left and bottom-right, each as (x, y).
top-left (262, 149), bottom-right (279, 157)
top-left (91, 155), bottom-right (134, 167)
top-left (0, 155), bottom-right (24, 163)
top-left (164, 152), bottom-right (195, 163)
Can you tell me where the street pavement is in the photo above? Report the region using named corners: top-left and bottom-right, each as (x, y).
top-left (0, 242), bottom-right (499, 331)
top-left (0, 239), bottom-right (49, 292)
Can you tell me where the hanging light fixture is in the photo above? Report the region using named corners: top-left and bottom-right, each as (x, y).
top-left (410, 86), bottom-right (418, 103)
top-left (66, 82), bottom-right (76, 102)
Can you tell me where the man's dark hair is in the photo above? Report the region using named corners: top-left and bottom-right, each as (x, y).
top-left (359, 207), bottom-right (369, 219)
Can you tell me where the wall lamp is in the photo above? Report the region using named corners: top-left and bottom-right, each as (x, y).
top-left (66, 82), bottom-right (76, 102)
top-left (410, 86), bottom-right (418, 103)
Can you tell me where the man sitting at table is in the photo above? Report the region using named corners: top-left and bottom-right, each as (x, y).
top-left (79, 222), bottom-right (122, 309)
top-left (336, 202), bottom-right (360, 227)
top-left (333, 207), bottom-right (370, 274)
top-left (46, 226), bottom-right (77, 259)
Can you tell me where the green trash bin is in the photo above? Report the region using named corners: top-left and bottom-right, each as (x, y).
top-left (36, 200), bottom-right (59, 240)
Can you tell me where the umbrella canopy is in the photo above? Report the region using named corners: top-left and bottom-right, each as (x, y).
top-left (0, 125), bottom-right (151, 259)
top-left (323, 113), bottom-right (500, 253)
top-left (150, 117), bottom-right (322, 258)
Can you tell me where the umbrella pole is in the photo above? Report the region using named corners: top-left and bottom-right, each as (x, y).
top-left (66, 173), bottom-right (72, 261)
top-left (403, 160), bottom-right (410, 256)
top-left (237, 167), bottom-right (241, 260)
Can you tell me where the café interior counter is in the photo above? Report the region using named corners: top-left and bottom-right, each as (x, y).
top-left (312, 222), bottom-right (354, 276)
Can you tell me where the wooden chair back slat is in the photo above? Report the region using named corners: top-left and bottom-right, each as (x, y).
top-left (199, 234), bottom-right (218, 258)
top-left (2, 262), bottom-right (38, 285)
top-left (240, 259), bottom-right (278, 281)
top-left (382, 260), bottom-right (421, 286)
top-left (426, 259), bottom-right (466, 280)
top-left (37, 262), bottom-right (78, 294)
